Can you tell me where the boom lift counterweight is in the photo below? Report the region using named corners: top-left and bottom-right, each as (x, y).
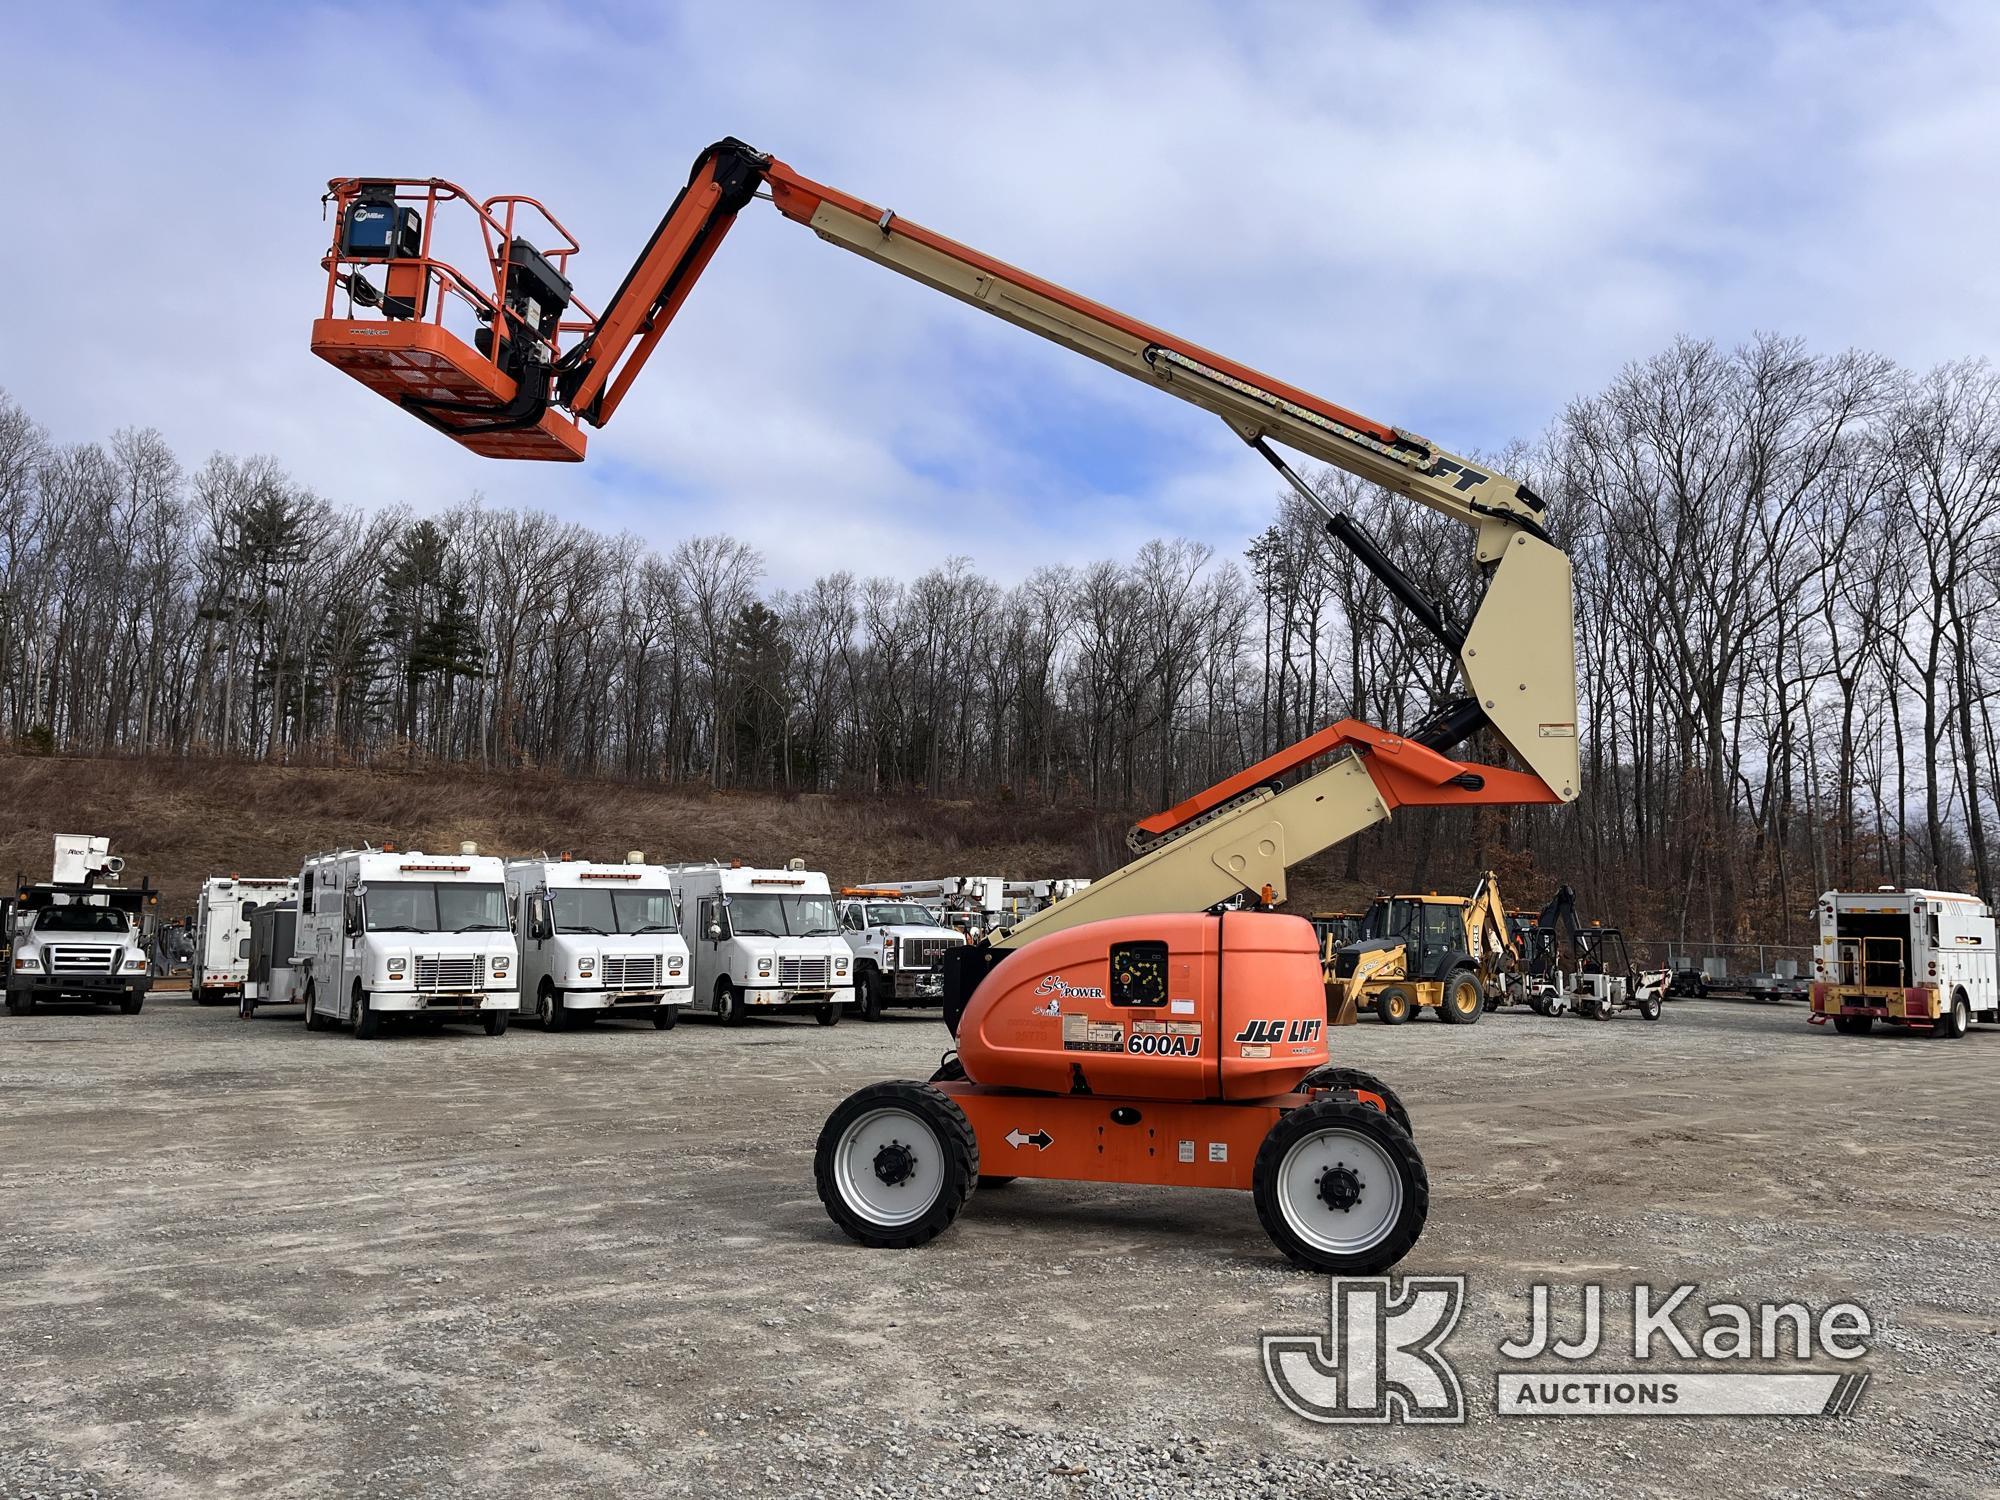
top-left (310, 135), bottom-right (1584, 1273)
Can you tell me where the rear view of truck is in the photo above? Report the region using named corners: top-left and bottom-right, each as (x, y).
top-left (1811, 887), bottom-right (1999, 1039)
top-left (193, 875), bottom-right (301, 1006)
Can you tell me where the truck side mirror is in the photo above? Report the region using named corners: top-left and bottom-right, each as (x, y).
top-left (344, 896), bottom-right (362, 938)
top-left (706, 923), bottom-right (724, 941)
top-left (530, 897), bottom-right (553, 943)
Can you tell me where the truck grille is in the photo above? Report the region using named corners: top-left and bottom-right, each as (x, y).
top-left (899, 937), bottom-right (958, 969)
top-left (780, 956), bottom-right (830, 988)
top-left (49, 945), bottom-right (119, 973)
top-left (601, 954), bottom-right (661, 989)
top-left (417, 956), bottom-right (482, 992)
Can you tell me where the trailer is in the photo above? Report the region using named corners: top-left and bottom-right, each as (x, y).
top-left (295, 844), bottom-right (519, 1038)
top-left (240, 900), bottom-right (305, 1018)
top-left (192, 875), bottom-right (300, 1006)
top-left (1810, 887), bottom-right (1998, 1039)
top-left (505, 854), bottom-right (694, 1031)
top-left (1508, 888), bottom-right (1666, 1020)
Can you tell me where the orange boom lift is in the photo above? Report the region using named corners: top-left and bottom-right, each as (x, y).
top-left (311, 138), bottom-right (1579, 1272)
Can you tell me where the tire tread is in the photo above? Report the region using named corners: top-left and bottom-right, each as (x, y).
top-left (814, 1080), bottom-right (978, 1249)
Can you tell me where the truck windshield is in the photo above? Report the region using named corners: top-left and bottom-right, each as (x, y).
top-left (863, 903), bottom-right (941, 927)
top-left (553, 888), bottom-right (678, 935)
top-left (34, 906), bottom-right (133, 934)
top-left (728, 893), bottom-right (840, 938)
top-left (364, 881), bottom-right (508, 933)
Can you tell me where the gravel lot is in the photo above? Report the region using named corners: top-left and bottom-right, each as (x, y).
top-left (2, 993), bottom-right (1995, 1499)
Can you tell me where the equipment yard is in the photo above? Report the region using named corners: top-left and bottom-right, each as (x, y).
top-left (3, 1000), bottom-right (1992, 1500)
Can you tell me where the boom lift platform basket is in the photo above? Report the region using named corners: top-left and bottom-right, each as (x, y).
top-left (311, 179), bottom-right (594, 461)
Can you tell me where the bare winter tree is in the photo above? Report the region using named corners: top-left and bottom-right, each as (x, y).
top-left (1, 331), bottom-right (1994, 943)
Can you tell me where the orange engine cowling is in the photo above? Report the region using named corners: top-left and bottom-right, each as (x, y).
top-left (956, 911), bottom-right (1329, 1102)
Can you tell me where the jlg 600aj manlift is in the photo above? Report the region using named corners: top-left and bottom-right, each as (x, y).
top-left (310, 139), bottom-right (1579, 1273)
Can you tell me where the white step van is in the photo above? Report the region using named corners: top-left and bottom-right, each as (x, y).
top-left (296, 844), bottom-right (519, 1039)
top-left (505, 853), bottom-right (695, 1031)
top-left (666, 860), bottom-right (853, 1026)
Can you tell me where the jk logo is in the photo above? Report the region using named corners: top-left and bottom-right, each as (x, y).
top-left (1262, 1276), bottom-right (1466, 1424)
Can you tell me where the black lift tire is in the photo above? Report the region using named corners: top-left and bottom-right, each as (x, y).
top-left (815, 1081), bottom-right (979, 1249)
top-left (929, 1057), bottom-right (1014, 1186)
top-left (1297, 1065), bottom-right (1415, 1139)
top-left (1253, 1097), bottom-right (1428, 1276)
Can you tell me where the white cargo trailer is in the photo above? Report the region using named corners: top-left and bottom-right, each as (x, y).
top-left (295, 845), bottom-right (519, 1038)
top-left (192, 875), bottom-right (299, 1006)
top-left (1810, 886), bottom-right (1998, 1039)
top-left (240, 900), bottom-right (305, 1018)
top-left (666, 861), bottom-right (852, 1026)
top-left (505, 854), bottom-right (695, 1030)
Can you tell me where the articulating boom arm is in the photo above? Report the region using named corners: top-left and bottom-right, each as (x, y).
top-left (561, 142), bottom-right (1539, 542)
top-left (313, 137), bottom-right (1579, 929)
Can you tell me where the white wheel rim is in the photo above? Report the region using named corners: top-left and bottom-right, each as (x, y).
top-left (1276, 1124), bottom-right (1404, 1256)
top-left (833, 1106), bottom-right (946, 1227)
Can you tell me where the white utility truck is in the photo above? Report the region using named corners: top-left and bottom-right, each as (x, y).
top-left (192, 875), bottom-right (300, 1006)
top-left (1810, 886), bottom-right (1998, 1039)
top-left (836, 888), bottom-right (966, 1020)
top-left (295, 844), bottom-right (519, 1038)
top-left (505, 854), bottom-right (694, 1031)
top-left (666, 861), bottom-right (853, 1026)
top-left (4, 835), bottom-right (156, 1016)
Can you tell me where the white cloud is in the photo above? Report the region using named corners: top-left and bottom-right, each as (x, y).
top-left (1, 0), bottom-right (1993, 587)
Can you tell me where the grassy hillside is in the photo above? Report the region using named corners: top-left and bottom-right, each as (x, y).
top-left (0, 753), bottom-right (1384, 919)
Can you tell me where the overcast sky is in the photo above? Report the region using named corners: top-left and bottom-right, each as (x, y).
top-left (2, 1), bottom-right (1995, 586)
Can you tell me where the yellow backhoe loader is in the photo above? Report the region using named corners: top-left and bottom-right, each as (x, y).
top-left (1329, 873), bottom-right (1514, 1025)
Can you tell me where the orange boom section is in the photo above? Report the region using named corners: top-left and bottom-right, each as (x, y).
top-left (310, 179), bottom-right (594, 461)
